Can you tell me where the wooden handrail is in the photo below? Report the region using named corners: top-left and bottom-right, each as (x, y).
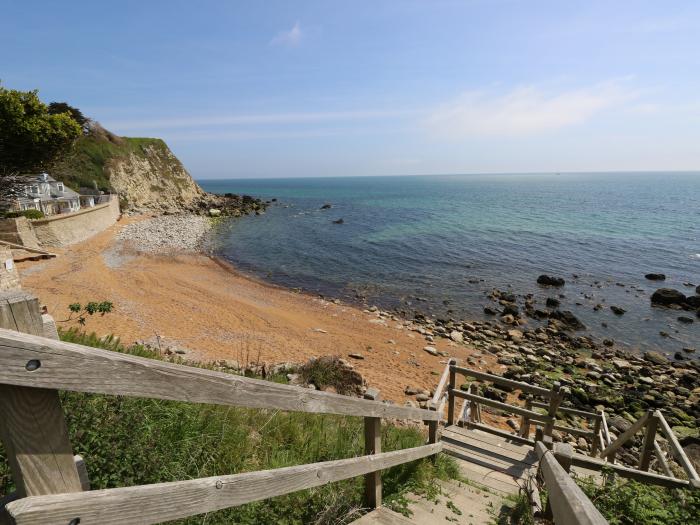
top-left (535, 442), bottom-right (608, 524)
top-left (653, 440), bottom-right (674, 479)
top-left (560, 449), bottom-right (691, 490)
top-left (0, 328), bottom-right (438, 422)
top-left (431, 359), bottom-right (456, 406)
top-left (5, 443), bottom-right (442, 525)
top-left (451, 389), bottom-right (554, 423)
top-left (451, 366), bottom-right (552, 397)
top-left (656, 410), bottom-right (700, 484)
top-left (530, 401), bottom-right (602, 421)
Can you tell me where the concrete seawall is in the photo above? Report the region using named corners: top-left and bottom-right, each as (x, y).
top-left (30, 196), bottom-right (121, 248)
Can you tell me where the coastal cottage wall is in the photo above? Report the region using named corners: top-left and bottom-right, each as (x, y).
top-left (31, 195), bottom-right (121, 247)
top-left (0, 246), bottom-right (21, 291)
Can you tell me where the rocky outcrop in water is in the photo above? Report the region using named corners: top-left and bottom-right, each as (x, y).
top-left (537, 275), bottom-right (565, 287)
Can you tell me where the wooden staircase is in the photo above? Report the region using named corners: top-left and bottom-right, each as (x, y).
top-left (0, 240), bottom-right (56, 262)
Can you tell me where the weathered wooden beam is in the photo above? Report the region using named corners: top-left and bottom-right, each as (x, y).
top-left (364, 417), bottom-right (382, 509)
top-left (431, 359), bottom-right (456, 406)
top-left (0, 294), bottom-right (83, 499)
top-left (0, 328), bottom-right (439, 422)
top-left (6, 443), bottom-right (442, 525)
top-left (552, 424), bottom-right (596, 440)
top-left (653, 440), bottom-right (674, 479)
top-left (446, 367), bottom-right (456, 426)
top-left (599, 411), bottom-right (650, 460)
top-left (451, 389), bottom-right (554, 423)
top-left (561, 450), bottom-right (691, 490)
top-left (544, 383), bottom-right (564, 437)
top-left (535, 442), bottom-right (608, 525)
top-left (656, 410), bottom-right (700, 483)
top-left (639, 413), bottom-right (659, 471)
top-left (530, 401), bottom-right (601, 421)
top-left (464, 421), bottom-right (535, 446)
top-left (518, 395), bottom-right (533, 438)
top-left (451, 366), bottom-right (552, 397)
top-left (591, 415), bottom-right (602, 455)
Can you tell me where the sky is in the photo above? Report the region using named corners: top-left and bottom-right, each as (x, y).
top-left (2, 0), bottom-right (700, 179)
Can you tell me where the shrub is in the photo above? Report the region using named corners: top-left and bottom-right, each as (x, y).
top-left (3, 209), bottom-right (45, 219)
top-left (298, 356), bottom-right (364, 395)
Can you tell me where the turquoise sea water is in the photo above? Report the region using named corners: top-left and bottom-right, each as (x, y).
top-left (199, 173), bottom-right (700, 356)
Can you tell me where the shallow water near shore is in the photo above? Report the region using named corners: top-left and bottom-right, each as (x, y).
top-left (200, 172), bottom-right (700, 357)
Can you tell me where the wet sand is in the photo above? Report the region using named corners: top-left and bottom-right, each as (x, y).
top-left (18, 217), bottom-right (496, 404)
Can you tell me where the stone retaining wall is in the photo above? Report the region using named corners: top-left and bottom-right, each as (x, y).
top-left (0, 246), bottom-right (21, 291)
top-left (0, 217), bottom-right (41, 249)
top-left (31, 195), bottom-right (121, 248)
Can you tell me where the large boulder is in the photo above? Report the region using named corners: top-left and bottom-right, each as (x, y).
top-left (537, 275), bottom-right (565, 287)
top-left (550, 310), bottom-right (585, 330)
top-left (651, 288), bottom-right (686, 306)
top-left (645, 273), bottom-right (666, 281)
top-left (644, 351), bottom-right (668, 366)
top-left (685, 295), bottom-right (700, 307)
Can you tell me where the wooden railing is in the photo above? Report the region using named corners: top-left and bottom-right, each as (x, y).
top-left (598, 409), bottom-right (700, 488)
top-left (529, 400), bottom-right (603, 455)
top-left (535, 441), bottom-right (608, 525)
top-left (445, 365), bottom-right (564, 444)
top-left (0, 306), bottom-right (441, 525)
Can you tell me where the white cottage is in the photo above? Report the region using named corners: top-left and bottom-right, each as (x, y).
top-left (14, 173), bottom-right (83, 216)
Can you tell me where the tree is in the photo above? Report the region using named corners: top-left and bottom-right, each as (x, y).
top-left (0, 85), bottom-right (82, 208)
top-left (48, 101), bottom-right (89, 130)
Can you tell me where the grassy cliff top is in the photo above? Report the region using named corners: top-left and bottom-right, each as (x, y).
top-left (53, 126), bottom-right (168, 192)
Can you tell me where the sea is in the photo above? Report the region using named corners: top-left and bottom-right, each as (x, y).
top-left (199, 172), bottom-right (700, 357)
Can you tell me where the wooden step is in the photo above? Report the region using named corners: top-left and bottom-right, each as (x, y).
top-left (349, 508), bottom-right (415, 524)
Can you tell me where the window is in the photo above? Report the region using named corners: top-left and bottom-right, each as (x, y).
top-left (57, 183), bottom-right (64, 192)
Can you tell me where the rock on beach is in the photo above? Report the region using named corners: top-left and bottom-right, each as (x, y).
top-left (117, 215), bottom-right (212, 253)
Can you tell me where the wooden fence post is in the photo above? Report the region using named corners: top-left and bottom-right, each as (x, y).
top-left (544, 382), bottom-right (563, 438)
top-left (639, 412), bottom-right (659, 471)
top-left (0, 291), bottom-right (83, 502)
top-left (446, 366), bottom-right (456, 426)
top-left (363, 389), bottom-right (382, 509)
top-left (591, 415), bottom-right (602, 456)
top-left (519, 394), bottom-right (533, 437)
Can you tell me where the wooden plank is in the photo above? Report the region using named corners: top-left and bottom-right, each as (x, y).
top-left (591, 415), bottom-right (602, 455)
top-left (441, 429), bottom-right (538, 465)
top-left (544, 383), bottom-right (564, 437)
top-left (444, 425), bottom-right (534, 454)
top-left (441, 435), bottom-right (538, 474)
top-left (431, 359), bottom-right (455, 405)
top-left (599, 411), bottom-right (650, 460)
top-left (451, 366), bottom-right (552, 397)
top-left (0, 385), bottom-right (83, 498)
top-left (535, 443), bottom-right (608, 525)
top-left (653, 440), bottom-right (674, 479)
top-left (7, 443), bottom-right (442, 525)
top-left (73, 456), bottom-right (90, 491)
top-left (349, 508), bottom-right (415, 525)
top-left (451, 390), bottom-right (554, 423)
top-left (656, 410), bottom-right (700, 482)
top-left (464, 422), bottom-right (536, 446)
top-left (0, 328), bottom-right (439, 421)
top-left (0, 295), bottom-right (83, 500)
top-left (531, 401), bottom-right (601, 421)
top-left (562, 450), bottom-right (690, 489)
top-left (639, 413), bottom-right (659, 471)
top-left (442, 446), bottom-right (522, 495)
top-left (519, 395), bottom-right (533, 437)
top-left (553, 424), bottom-right (596, 440)
top-left (364, 417), bottom-right (382, 509)
top-left (446, 367), bottom-right (456, 425)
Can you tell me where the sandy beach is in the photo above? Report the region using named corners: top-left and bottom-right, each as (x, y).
top-left (17, 216), bottom-right (495, 404)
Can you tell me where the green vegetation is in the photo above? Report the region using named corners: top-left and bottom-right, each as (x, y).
top-left (61, 301), bottom-right (114, 326)
top-left (297, 355), bottom-right (364, 396)
top-left (2, 209), bottom-right (44, 219)
top-left (498, 473), bottom-right (700, 525)
top-left (0, 330), bottom-right (456, 524)
top-left (52, 128), bottom-right (170, 192)
top-left (0, 85), bottom-right (82, 174)
top-left (577, 473), bottom-right (700, 525)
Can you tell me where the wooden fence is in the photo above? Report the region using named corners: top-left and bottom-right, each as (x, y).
top-left (0, 293), bottom-right (442, 525)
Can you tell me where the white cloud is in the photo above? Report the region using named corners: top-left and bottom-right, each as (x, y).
top-left (270, 22), bottom-right (302, 47)
top-left (426, 82), bottom-right (637, 139)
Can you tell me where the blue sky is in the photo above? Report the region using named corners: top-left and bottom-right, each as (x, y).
top-left (2, 1), bottom-right (699, 178)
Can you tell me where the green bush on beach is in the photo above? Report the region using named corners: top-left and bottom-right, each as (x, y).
top-left (3, 209), bottom-right (45, 219)
top-left (0, 329), bottom-right (456, 524)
